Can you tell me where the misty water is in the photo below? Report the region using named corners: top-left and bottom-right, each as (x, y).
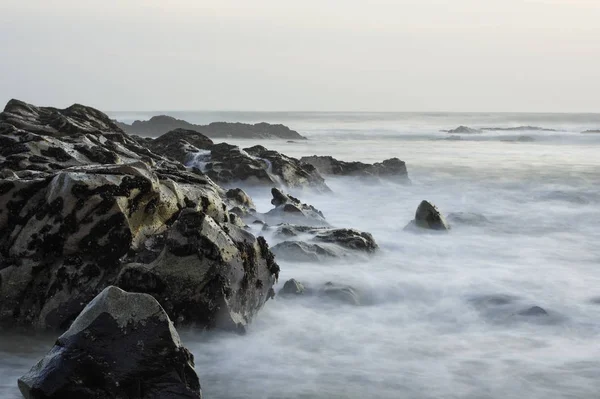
top-left (3, 113), bottom-right (600, 398)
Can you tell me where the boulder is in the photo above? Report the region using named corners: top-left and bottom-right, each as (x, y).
top-left (264, 188), bottom-right (328, 226)
top-left (299, 155), bottom-right (408, 182)
top-left (18, 286), bottom-right (202, 399)
top-left (405, 200), bottom-right (450, 231)
top-left (117, 116), bottom-right (307, 140)
top-left (148, 128), bottom-right (214, 164)
top-left (278, 279), bottom-right (305, 296)
top-left (271, 241), bottom-right (340, 263)
top-left (0, 99), bottom-right (279, 332)
top-left (320, 282), bottom-right (362, 306)
top-left (442, 126), bottom-right (481, 134)
top-left (516, 306), bottom-right (548, 317)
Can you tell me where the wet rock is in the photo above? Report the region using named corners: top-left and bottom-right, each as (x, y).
top-left (226, 188), bottom-right (255, 208)
top-left (405, 200), bottom-right (450, 231)
top-left (516, 306), bottom-right (548, 317)
top-left (18, 286), bottom-right (201, 399)
top-left (299, 155), bottom-right (409, 182)
top-left (319, 282), bottom-right (362, 306)
top-left (278, 279), bottom-right (305, 296)
top-left (148, 128), bottom-right (214, 164)
top-left (271, 241), bottom-right (339, 262)
top-left (265, 188), bottom-right (328, 226)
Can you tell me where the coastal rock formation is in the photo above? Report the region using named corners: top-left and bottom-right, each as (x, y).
top-left (147, 128), bottom-right (214, 164)
top-left (116, 115), bottom-right (307, 140)
top-left (264, 188), bottom-right (328, 226)
top-left (405, 200), bottom-right (450, 231)
top-left (442, 126), bottom-right (481, 134)
top-left (270, 224), bottom-right (378, 262)
top-left (582, 129), bottom-right (600, 134)
top-left (0, 99), bottom-right (279, 332)
top-left (299, 155), bottom-right (408, 181)
top-left (18, 286), bottom-right (202, 399)
top-left (185, 143), bottom-right (330, 192)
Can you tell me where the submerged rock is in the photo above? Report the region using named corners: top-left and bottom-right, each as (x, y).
top-left (582, 129), bottom-right (600, 134)
top-left (516, 306), bottom-right (548, 317)
top-left (18, 286), bottom-right (201, 399)
top-left (405, 200), bottom-right (450, 231)
top-left (481, 126), bottom-right (556, 132)
top-left (299, 155), bottom-right (408, 182)
top-left (442, 126), bottom-right (481, 134)
top-left (278, 279), bottom-right (306, 296)
top-left (277, 279), bottom-right (362, 306)
top-left (271, 241), bottom-right (340, 262)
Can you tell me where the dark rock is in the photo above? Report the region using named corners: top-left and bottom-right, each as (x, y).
top-left (226, 188), bottom-right (255, 208)
top-left (500, 135), bottom-right (535, 142)
top-left (117, 116), bottom-right (307, 140)
top-left (278, 279), bottom-right (305, 296)
top-left (442, 126), bottom-right (481, 134)
top-left (516, 306), bottom-right (548, 317)
top-left (272, 241), bottom-right (339, 262)
top-left (405, 200), bottom-right (450, 231)
top-left (582, 130), bottom-right (600, 134)
top-left (299, 155), bottom-right (409, 182)
top-left (265, 188), bottom-right (328, 226)
top-left (147, 128), bottom-right (214, 164)
top-left (18, 286), bottom-right (202, 399)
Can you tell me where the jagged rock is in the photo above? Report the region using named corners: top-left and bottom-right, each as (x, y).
top-left (278, 279), bottom-right (305, 296)
top-left (0, 99), bottom-right (278, 332)
top-left (148, 128), bottom-right (214, 164)
top-left (300, 155), bottom-right (408, 181)
top-left (264, 188), bottom-right (328, 226)
top-left (442, 126), bottom-right (481, 134)
top-left (405, 200), bottom-right (450, 231)
top-left (18, 286), bottom-right (202, 399)
top-left (117, 116), bottom-right (307, 140)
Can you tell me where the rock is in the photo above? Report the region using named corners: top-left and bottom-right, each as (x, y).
top-left (447, 212), bottom-right (490, 226)
top-left (582, 129), bottom-right (600, 134)
top-left (0, 99), bottom-right (279, 332)
top-left (271, 241), bottom-right (340, 262)
top-left (148, 128), bottom-right (214, 164)
top-left (481, 126), bottom-right (556, 132)
top-left (500, 135), bottom-right (535, 142)
top-left (405, 200), bottom-right (450, 231)
top-left (264, 188), bottom-right (328, 226)
top-left (313, 228), bottom-right (378, 253)
top-left (443, 126), bottom-right (481, 134)
top-left (299, 155), bottom-right (408, 182)
top-left (278, 279), bottom-right (305, 296)
top-left (516, 306), bottom-right (548, 317)
top-left (18, 286), bottom-right (201, 399)
top-left (319, 282), bottom-right (362, 306)
top-left (117, 116), bottom-right (307, 140)
top-left (226, 188), bottom-right (255, 208)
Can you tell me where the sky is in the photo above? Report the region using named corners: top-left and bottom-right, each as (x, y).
top-left (1, 0), bottom-right (599, 112)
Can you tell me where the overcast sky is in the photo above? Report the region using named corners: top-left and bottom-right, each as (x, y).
top-left (1, 0), bottom-right (599, 112)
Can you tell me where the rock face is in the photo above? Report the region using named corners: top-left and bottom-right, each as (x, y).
top-left (0, 99), bottom-right (279, 332)
top-left (18, 286), bottom-right (202, 399)
top-left (117, 116), bottom-right (307, 140)
top-left (405, 200), bottom-right (450, 231)
top-left (184, 143), bottom-right (330, 192)
top-left (299, 155), bottom-right (408, 182)
top-left (264, 188), bottom-right (328, 226)
top-left (147, 128), bottom-right (214, 164)
top-left (270, 224), bottom-right (378, 262)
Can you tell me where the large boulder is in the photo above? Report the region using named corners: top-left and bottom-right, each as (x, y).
top-left (0, 100), bottom-right (279, 332)
top-left (117, 116), bottom-right (307, 140)
top-left (299, 155), bottom-right (409, 182)
top-left (405, 200), bottom-right (450, 231)
top-left (18, 286), bottom-right (202, 399)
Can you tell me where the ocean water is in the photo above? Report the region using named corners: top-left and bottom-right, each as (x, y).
top-left (3, 112), bottom-right (600, 398)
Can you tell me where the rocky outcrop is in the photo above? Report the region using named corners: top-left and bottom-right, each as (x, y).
top-left (147, 128), bottom-right (214, 164)
top-left (18, 286), bottom-right (202, 399)
top-left (299, 155), bottom-right (408, 182)
top-left (0, 100), bottom-right (279, 332)
top-left (270, 224), bottom-right (378, 262)
top-left (582, 129), bottom-right (600, 134)
top-left (264, 188), bottom-right (328, 226)
top-left (185, 144), bottom-right (330, 192)
top-left (117, 116), bottom-right (307, 140)
top-left (404, 200), bottom-right (450, 231)
top-left (442, 126), bottom-right (481, 134)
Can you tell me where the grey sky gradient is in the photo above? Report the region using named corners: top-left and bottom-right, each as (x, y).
top-left (1, 0), bottom-right (599, 112)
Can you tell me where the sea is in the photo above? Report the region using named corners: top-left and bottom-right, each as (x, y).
top-left (2, 111), bottom-right (600, 398)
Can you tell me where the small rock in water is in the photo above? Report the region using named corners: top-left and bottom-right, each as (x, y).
top-left (517, 306), bottom-right (548, 317)
top-left (405, 200), bottom-right (450, 231)
top-left (279, 279), bottom-right (306, 296)
top-left (319, 282), bottom-right (362, 306)
top-left (18, 286), bottom-right (202, 399)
